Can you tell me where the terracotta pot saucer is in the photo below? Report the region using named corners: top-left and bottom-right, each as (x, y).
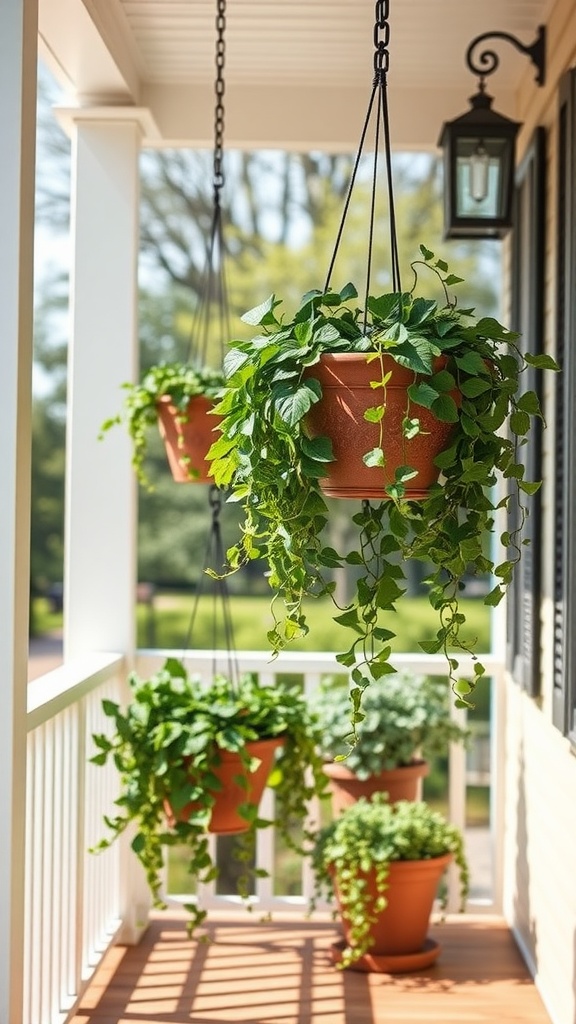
top-left (330, 936), bottom-right (441, 973)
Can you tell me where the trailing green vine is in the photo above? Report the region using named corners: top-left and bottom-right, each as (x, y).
top-left (209, 246), bottom-right (558, 714)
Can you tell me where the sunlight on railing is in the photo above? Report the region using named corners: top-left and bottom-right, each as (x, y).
top-left (25, 655), bottom-right (124, 1024)
top-left (23, 647), bottom-right (504, 1024)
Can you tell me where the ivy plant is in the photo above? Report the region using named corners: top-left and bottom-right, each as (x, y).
top-left (100, 361), bottom-right (224, 488)
top-left (312, 670), bottom-right (469, 776)
top-left (90, 658), bottom-right (327, 933)
top-left (208, 246), bottom-right (558, 717)
top-left (311, 794), bottom-right (470, 967)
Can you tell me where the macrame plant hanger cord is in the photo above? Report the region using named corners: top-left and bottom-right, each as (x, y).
top-left (187, 0), bottom-right (230, 370)
top-left (324, 0), bottom-right (402, 331)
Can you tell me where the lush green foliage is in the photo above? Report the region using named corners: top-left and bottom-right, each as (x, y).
top-left (312, 671), bottom-right (469, 776)
top-left (209, 246), bottom-right (558, 714)
top-left (91, 657), bottom-right (327, 931)
top-left (99, 362), bottom-right (224, 488)
top-left (311, 794), bottom-right (469, 966)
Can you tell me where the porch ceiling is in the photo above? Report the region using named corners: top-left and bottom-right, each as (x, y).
top-left (39, 0), bottom-right (550, 149)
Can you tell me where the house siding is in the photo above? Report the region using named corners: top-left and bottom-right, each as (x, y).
top-left (504, 2), bottom-right (576, 1022)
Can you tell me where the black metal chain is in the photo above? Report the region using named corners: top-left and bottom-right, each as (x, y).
top-left (373, 0), bottom-right (390, 79)
top-left (187, 0), bottom-right (230, 369)
top-left (213, 0), bottom-right (226, 201)
top-left (324, 0), bottom-right (401, 309)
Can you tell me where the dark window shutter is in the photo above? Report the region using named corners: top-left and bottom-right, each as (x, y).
top-left (552, 70), bottom-right (576, 738)
top-left (507, 127), bottom-right (545, 697)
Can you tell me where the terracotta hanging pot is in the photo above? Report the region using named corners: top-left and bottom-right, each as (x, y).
top-left (156, 395), bottom-right (221, 484)
top-left (304, 353), bottom-right (460, 500)
top-left (323, 759), bottom-right (429, 815)
top-left (164, 737), bottom-right (283, 835)
top-left (331, 852), bottom-right (452, 972)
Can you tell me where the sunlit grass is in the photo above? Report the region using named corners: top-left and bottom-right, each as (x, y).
top-left (136, 592), bottom-right (491, 654)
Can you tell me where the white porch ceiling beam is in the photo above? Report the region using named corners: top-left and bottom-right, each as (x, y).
top-left (139, 81), bottom-right (519, 152)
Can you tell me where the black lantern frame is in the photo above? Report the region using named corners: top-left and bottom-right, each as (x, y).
top-left (438, 25), bottom-right (546, 240)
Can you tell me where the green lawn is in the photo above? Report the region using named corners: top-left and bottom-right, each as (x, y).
top-left (137, 592), bottom-right (491, 654)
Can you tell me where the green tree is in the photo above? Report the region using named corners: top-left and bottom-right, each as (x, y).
top-left (32, 57), bottom-right (501, 610)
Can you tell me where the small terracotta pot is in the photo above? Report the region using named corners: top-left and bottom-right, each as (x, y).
top-left (332, 852), bottom-right (452, 971)
top-left (156, 395), bottom-right (221, 483)
top-left (164, 737), bottom-right (283, 835)
top-left (323, 759), bottom-right (429, 815)
top-left (304, 353), bottom-right (460, 500)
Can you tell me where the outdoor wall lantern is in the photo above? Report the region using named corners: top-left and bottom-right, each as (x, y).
top-left (438, 26), bottom-right (546, 239)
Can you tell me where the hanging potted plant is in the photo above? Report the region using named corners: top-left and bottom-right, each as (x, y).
top-left (311, 794), bottom-right (469, 972)
top-left (100, 361), bottom-right (224, 488)
top-left (100, 0), bottom-right (233, 490)
top-left (208, 246), bottom-right (557, 714)
top-left (208, 0), bottom-right (558, 718)
top-left (90, 656), bottom-right (328, 933)
top-left (312, 669), bottom-right (469, 813)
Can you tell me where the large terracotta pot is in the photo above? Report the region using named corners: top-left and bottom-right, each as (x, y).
top-left (156, 395), bottom-right (221, 483)
top-left (164, 737), bottom-right (283, 835)
top-left (304, 353), bottom-right (460, 499)
top-left (332, 852), bottom-right (452, 972)
top-left (323, 759), bottom-right (429, 815)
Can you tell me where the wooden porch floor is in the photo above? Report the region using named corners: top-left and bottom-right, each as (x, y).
top-left (70, 910), bottom-right (551, 1024)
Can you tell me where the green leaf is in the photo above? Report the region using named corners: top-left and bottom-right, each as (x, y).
top-left (408, 381), bottom-right (437, 409)
top-left (363, 447), bottom-right (385, 468)
top-left (430, 369), bottom-right (456, 393)
top-left (334, 609), bottom-right (363, 633)
top-left (375, 575), bottom-right (405, 607)
top-left (434, 445), bottom-right (457, 469)
top-left (364, 405), bottom-right (385, 423)
top-left (338, 282), bottom-right (358, 302)
top-left (517, 390), bottom-right (542, 415)
top-left (241, 295), bottom-right (280, 326)
top-left (431, 393), bottom-right (459, 422)
top-left (485, 585), bottom-right (505, 607)
top-left (510, 410), bottom-right (531, 436)
top-left (524, 352), bottom-right (559, 371)
top-left (455, 352), bottom-right (488, 375)
top-left (518, 480), bottom-right (542, 495)
top-left (459, 377), bottom-right (491, 398)
top-left (300, 434), bottom-right (333, 462)
top-left (395, 465), bottom-right (419, 484)
top-left (313, 323), bottom-right (341, 345)
top-left (419, 638), bottom-right (443, 654)
top-left (274, 383), bottom-right (319, 426)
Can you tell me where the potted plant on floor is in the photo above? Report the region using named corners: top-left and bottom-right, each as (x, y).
top-left (312, 670), bottom-right (470, 814)
top-left (208, 246), bottom-right (557, 713)
top-left (311, 793), bottom-right (469, 972)
top-left (90, 657), bottom-right (328, 932)
top-left (100, 361), bottom-right (224, 488)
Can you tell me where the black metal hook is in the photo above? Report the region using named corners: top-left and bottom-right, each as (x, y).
top-left (465, 25), bottom-right (546, 87)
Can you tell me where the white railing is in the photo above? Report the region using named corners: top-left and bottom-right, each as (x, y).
top-left (23, 647), bottom-right (504, 1024)
top-left (25, 654), bottom-right (125, 1024)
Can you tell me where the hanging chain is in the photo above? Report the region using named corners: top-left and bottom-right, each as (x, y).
top-left (213, 0), bottom-right (226, 201)
top-left (187, 0), bottom-right (230, 369)
top-left (373, 0), bottom-right (390, 80)
top-left (324, 0), bottom-right (401, 303)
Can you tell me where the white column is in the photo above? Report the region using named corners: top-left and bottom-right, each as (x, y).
top-left (64, 113), bottom-right (153, 942)
top-left (64, 117), bottom-right (141, 659)
top-left (0, 1), bottom-right (37, 1021)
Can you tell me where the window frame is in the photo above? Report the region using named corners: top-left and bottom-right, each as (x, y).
top-left (506, 126), bottom-right (546, 698)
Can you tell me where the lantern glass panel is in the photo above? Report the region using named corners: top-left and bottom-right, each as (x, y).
top-left (455, 136), bottom-right (512, 219)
